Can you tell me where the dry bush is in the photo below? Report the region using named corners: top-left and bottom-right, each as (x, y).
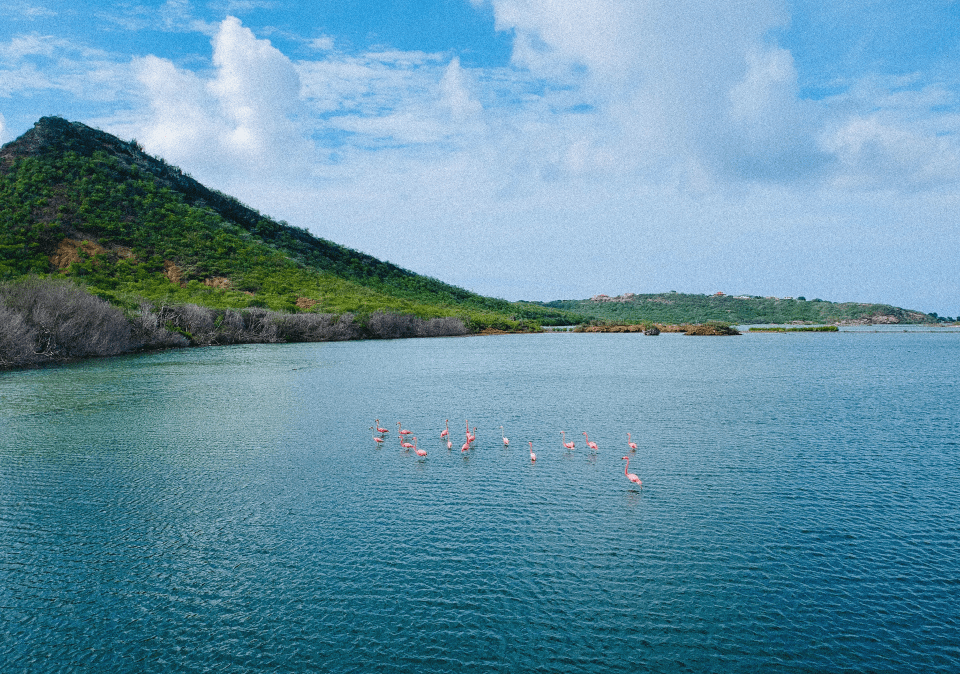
top-left (129, 301), bottom-right (190, 350)
top-left (0, 305), bottom-right (39, 368)
top-left (364, 311), bottom-right (467, 339)
top-left (275, 312), bottom-right (361, 342)
top-left (0, 277), bottom-right (134, 366)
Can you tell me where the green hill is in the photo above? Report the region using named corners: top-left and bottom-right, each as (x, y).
top-left (0, 117), bottom-right (578, 333)
top-left (541, 292), bottom-right (937, 326)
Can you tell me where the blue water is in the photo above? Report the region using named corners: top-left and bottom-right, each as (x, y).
top-left (2, 330), bottom-right (959, 672)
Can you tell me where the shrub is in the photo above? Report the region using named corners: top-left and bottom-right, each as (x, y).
top-left (0, 276), bottom-right (134, 366)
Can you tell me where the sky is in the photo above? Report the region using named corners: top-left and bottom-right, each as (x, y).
top-left (1, 1), bottom-right (959, 316)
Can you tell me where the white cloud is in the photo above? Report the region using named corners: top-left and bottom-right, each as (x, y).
top-left (53, 4), bottom-right (958, 313)
top-left (130, 17), bottom-right (310, 182)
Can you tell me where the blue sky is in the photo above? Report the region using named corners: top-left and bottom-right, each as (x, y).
top-left (1, 0), bottom-right (959, 316)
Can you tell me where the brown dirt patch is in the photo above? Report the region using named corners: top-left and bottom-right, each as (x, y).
top-left (50, 238), bottom-right (107, 269)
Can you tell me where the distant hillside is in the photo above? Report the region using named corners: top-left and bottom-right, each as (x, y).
top-left (0, 116), bottom-right (578, 332)
top-left (540, 292), bottom-right (936, 326)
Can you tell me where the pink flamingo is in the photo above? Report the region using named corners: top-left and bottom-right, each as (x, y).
top-left (412, 437), bottom-right (427, 458)
top-left (461, 440), bottom-right (471, 452)
top-left (627, 433), bottom-right (637, 451)
top-left (468, 427), bottom-right (477, 444)
top-left (529, 441), bottom-right (537, 462)
top-left (369, 428), bottom-right (385, 444)
top-left (397, 422), bottom-right (412, 436)
top-left (622, 456), bottom-right (642, 487)
top-left (440, 419), bottom-right (449, 439)
top-left (400, 435), bottom-right (414, 450)
top-left (582, 432), bottom-right (599, 451)
top-left (447, 438), bottom-right (453, 449)
top-left (561, 431), bottom-right (575, 450)
top-left (375, 419), bottom-right (389, 434)
top-left (500, 426), bottom-right (509, 446)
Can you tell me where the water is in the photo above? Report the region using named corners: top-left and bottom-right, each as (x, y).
top-left (2, 330), bottom-right (959, 672)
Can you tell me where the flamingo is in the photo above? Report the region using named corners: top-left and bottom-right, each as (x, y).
top-left (369, 428), bottom-right (385, 444)
top-left (561, 431), bottom-right (575, 450)
top-left (582, 432), bottom-right (599, 451)
top-left (401, 435), bottom-right (415, 450)
top-left (375, 419), bottom-right (389, 434)
top-left (627, 432), bottom-right (637, 451)
top-left (500, 426), bottom-right (509, 446)
top-left (412, 437), bottom-right (427, 458)
top-left (622, 456), bottom-right (642, 487)
top-left (447, 438), bottom-right (453, 450)
top-left (468, 427), bottom-right (477, 444)
top-left (461, 440), bottom-right (471, 452)
top-left (397, 422), bottom-right (412, 436)
top-left (529, 441), bottom-right (537, 462)
top-left (440, 419), bottom-right (449, 439)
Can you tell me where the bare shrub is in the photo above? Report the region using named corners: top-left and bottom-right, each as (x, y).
top-left (211, 307), bottom-right (280, 344)
top-left (364, 311), bottom-right (467, 339)
top-left (129, 301), bottom-right (189, 350)
top-left (0, 277), bottom-right (133, 365)
top-left (422, 316), bottom-right (468, 337)
top-left (0, 305), bottom-right (39, 368)
top-left (275, 312), bottom-right (361, 342)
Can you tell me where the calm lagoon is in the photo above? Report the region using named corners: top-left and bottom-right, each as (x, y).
top-left (2, 329), bottom-right (959, 672)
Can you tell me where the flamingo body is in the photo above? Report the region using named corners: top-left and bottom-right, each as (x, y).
top-left (500, 426), bottom-right (509, 446)
top-left (561, 431), bottom-right (575, 450)
top-left (529, 441), bottom-right (536, 462)
top-left (441, 419), bottom-right (449, 439)
top-left (583, 432), bottom-right (599, 451)
top-left (621, 456), bottom-right (642, 487)
top-left (375, 419), bottom-right (389, 434)
top-left (627, 432), bottom-right (638, 451)
top-left (412, 437), bottom-right (427, 457)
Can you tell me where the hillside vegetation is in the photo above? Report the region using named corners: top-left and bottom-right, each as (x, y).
top-left (541, 292), bottom-right (936, 326)
top-left (0, 116), bottom-right (578, 338)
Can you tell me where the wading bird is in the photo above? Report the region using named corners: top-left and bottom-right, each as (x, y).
top-left (441, 420), bottom-right (449, 439)
top-left (621, 456), bottom-right (642, 488)
top-left (375, 419), bottom-right (389, 434)
top-left (583, 432), bottom-right (599, 451)
top-left (397, 422), bottom-right (412, 436)
top-left (561, 431), bottom-right (575, 450)
top-left (627, 433), bottom-right (637, 451)
top-left (500, 426), bottom-right (509, 446)
top-left (370, 428), bottom-right (384, 444)
top-left (529, 441), bottom-right (537, 462)
top-left (412, 437), bottom-right (427, 458)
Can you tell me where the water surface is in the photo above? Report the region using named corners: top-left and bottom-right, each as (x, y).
top-left (2, 330), bottom-right (959, 672)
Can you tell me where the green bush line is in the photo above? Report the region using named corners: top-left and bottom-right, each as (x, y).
top-left (538, 292), bottom-right (935, 326)
top-left (748, 325), bottom-right (840, 333)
